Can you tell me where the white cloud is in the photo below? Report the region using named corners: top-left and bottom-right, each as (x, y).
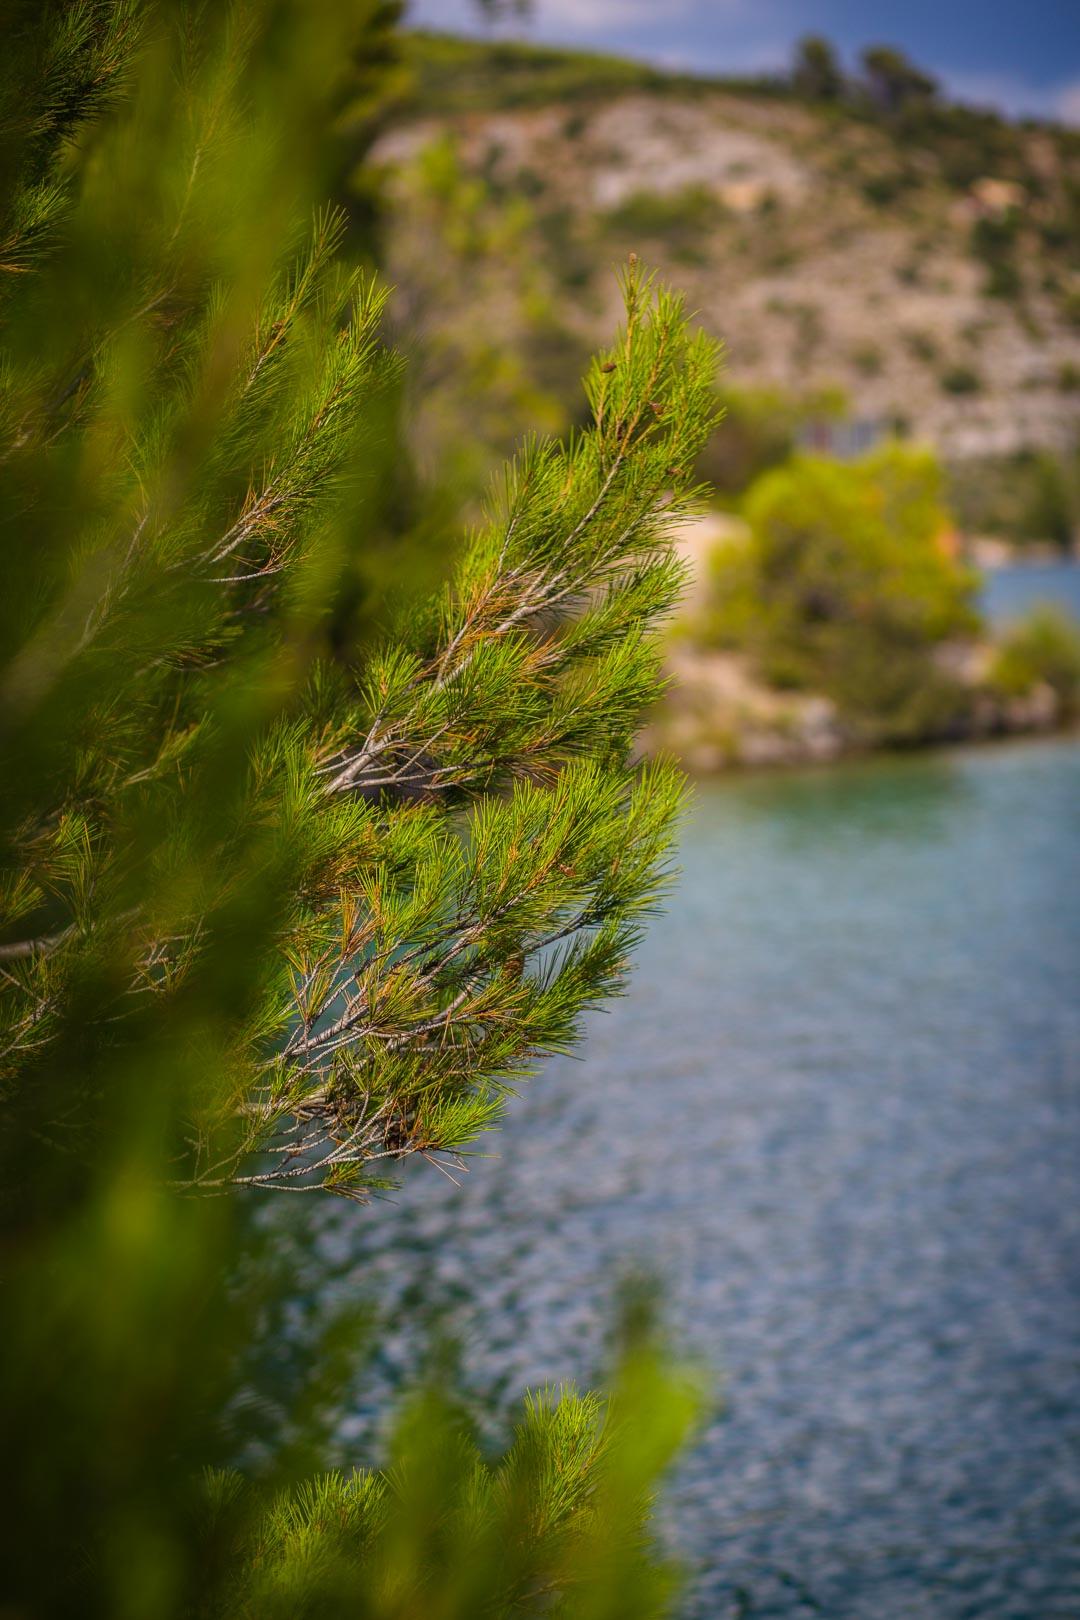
top-left (538, 0), bottom-right (694, 21)
top-left (408, 0), bottom-right (736, 30)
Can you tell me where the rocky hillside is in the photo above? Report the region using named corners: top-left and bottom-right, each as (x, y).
top-left (370, 33), bottom-right (1080, 489)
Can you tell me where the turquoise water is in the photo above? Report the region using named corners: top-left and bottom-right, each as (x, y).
top-left (289, 737), bottom-right (1080, 1618)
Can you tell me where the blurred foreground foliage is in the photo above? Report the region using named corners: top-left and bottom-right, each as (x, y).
top-left (210, 1333), bottom-right (698, 1620)
top-left (706, 446), bottom-right (980, 741)
top-left (0, 2), bottom-right (714, 1614)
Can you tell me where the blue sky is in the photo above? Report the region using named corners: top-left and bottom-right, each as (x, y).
top-left (407, 0), bottom-right (1080, 125)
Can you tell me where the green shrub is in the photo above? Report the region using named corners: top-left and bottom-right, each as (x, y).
top-left (707, 445), bottom-right (980, 739)
top-left (940, 364), bottom-right (983, 395)
top-left (603, 184), bottom-right (722, 265)
top-left (861, 169), bottom-right (913, 207)
top-left (852, 342), bottom-right (884, 376)
top-left (983, 259), bottom-right (1023, 300)
top-left (970, 213), bottom-right (1022, 300)
top-left (904, 328), bottom-right (939, 363)
top-left (990, 608), bottom-right (1080, 714)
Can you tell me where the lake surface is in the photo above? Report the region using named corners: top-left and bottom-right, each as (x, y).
top-left (286, 737), bottom-right (1080, 1619)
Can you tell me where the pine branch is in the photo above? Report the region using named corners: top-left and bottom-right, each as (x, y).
top-left (0, 0), bottom-right (721, 1200)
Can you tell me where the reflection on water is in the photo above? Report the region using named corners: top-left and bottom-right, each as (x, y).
top-left (276, 738), bottom-right (1080, 1619)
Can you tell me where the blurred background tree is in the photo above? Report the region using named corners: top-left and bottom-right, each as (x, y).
top-left (0, 2), bottom-right (714, 1615)
top-left (791, 35), bottom-right (847, 104)
top-left (859, 45), bottom-right (939, 117)
top-left (705, 446), bottom-right (980, 742)
top-left (990, 606), bottom-right (1080, 718)
top-left (474, 0), bottom-right (535, 20)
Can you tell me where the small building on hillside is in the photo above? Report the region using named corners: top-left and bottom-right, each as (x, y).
top-left (796, 416), bottom-right (886, 459)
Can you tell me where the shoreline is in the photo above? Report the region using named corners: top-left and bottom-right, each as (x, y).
top-left (653, 718), bottom-right (1080, 785)
top-left (652, 515), bottom-right (1080, 776)
top-left (640, 644), bottom-right (1077, 775)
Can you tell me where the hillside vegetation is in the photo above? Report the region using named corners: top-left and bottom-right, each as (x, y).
top-left (369, 32), bottom-right (1080, 531)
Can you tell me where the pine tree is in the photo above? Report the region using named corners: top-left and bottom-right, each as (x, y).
top-left (860, 45), bottom-right (939, 117)
top-left (1, 4), bottom-right (717, 1204)
top-left (791, 36), bottom-right (847, 104)
top-left (0, 3), bottom-right (716, 1614)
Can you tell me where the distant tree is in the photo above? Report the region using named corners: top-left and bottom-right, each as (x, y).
top-left (860, 45), bottom-right (939, 116)
top-left (473, 0), bottom-right (534, 20)
top-left (990, 607), bottom-right (1080, 717)
top-left (707, 446), bottom-right (979, 741)
top-left (791, 35), bottom-right (847, 103)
